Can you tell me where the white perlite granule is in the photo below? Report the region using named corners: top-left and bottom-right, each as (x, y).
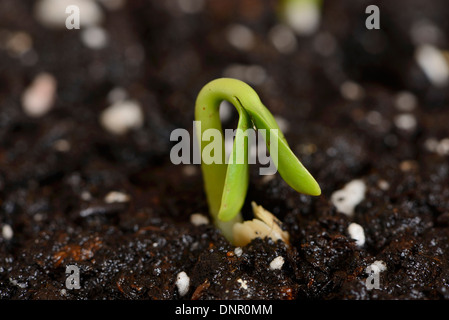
top-left (175, 271), bottom-right (190, 297)
top-left (394, 91), bottom-right (417, 112)
top-left (104, 191), bottom-right (130, 203)
top-left (2, 224), bottom-right (13, 240)
top-left (269, 24), bottom-right (297, 54)
top-left (80, 191), bottom-right (92, 201)
top-left (190, 213), bottom-right (209, 226)
top-left (394, 113), bottom-right (417, 131)
top-left (347, 223), bottom-right (365, 247)
top-left (226, 24), bottom-right (255, 51)
top-left (437, 139), bottom-right (449, 156)
top-left (425, 137), bottom-right (449, 156)
top-left (237, 278), bottom-right (248, 290)
top-left (21, 73), bottom-right (57, 118)
top-left (81, 26), bottom-right (109, 50)
top-left (53, 139), bottom-right (71, 152)
top-left (234, 247), bottom-right (243, 257)
top-left (283, 0), bottom-right (320, 36)
top-left (415, 44), bottom-right (449, 87)
top-left (269, 256), bottom-right (285, 270)
top-left (340, 81), bottom-right (365, 101)
top-left (377, 179), bottom-right (390, 191)
top-left (331, 179), bottom-right (366, 217)
top-left (9, 278), bottom-right (27, 289)
top-left (100, 100), bottom-right (144, 135)
top-left (369, 260), bottom-right (387, 274)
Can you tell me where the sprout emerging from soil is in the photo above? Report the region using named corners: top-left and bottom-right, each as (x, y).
top-left (195, 78), bottom-right (320, 243)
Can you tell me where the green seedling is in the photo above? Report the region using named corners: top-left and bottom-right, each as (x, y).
top-left (195, 78), bottom-right (320, 242)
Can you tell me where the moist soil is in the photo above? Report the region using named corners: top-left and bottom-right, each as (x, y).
top-left (1, 0), bottom-right (449, 300)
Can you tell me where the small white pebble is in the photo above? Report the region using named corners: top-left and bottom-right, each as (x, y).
top-left (9, 278), bottom-right (27, 289)
top-left (176, 271), bottom-right (190, 297)
top-left (424, 138), bottom-right (439, 152)
top-left (347, 223), bottom-right (365, 247)
top-left (340, 81), bottom-right (365, 101)
top-left (436, 138), bottom-right (449, 156)
top-left (80, 191), bottom-right (92, 201)
top-left (53, 139), bottom-right (71, 152)
top-left (226, 24), bottom-right (255, 51)
top-left (284, 0), bottom-right (320, 36)
top-left (268, 24), bottom-right (297, 54)
top-left (81, 26), bottom-right (108, 50)
top-left (399, 160), bottom-right (418, 172)
top-left (377, 179), bottom-right (390, 191)
top-left (2, 224), bottom-right (13, 240)
top-left (34, 213), bottom-right (45, 222)
top-left (269, 256), bottom-right (285, 270)
top-left (234, 247), bottom-right (243, 257)
top-left (424, 137), bottom-right (449, 156)
top-left (100, 100), bottom-right (144, 135)
top-left (104, 191), bottom-right (130, 203)
top-left (34, 0), bottom-right (104, 29)
top-left (394, 91), bottom-right (417, 112)
top-left (245, 65), bottom-right (267, 85)
top-left (22, 73), bottom-right (57, 118)
top-left (394, 113), bottom-right (417, 131)
top-left (331, 179), bottom-right (366, 217)
top-left (415, 44), bottom-right (449, 87)
top-left (190, 213), bottom-right (209, 226)
top-left (369, 260), bottom-right (387, 274)
top-left (237, 278), bottom-right (248, 290)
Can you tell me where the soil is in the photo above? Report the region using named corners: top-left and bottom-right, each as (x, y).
top-left (1, 0), bottom-right (449, 300)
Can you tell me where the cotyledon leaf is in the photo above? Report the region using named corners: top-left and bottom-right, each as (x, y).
top-left (195, 78), bottom-right (321, 223)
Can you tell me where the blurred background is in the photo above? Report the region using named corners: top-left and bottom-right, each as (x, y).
top-left (1, 0), bottom-right (449, 299)
top-left (1, 0), bottom-right (449, 207)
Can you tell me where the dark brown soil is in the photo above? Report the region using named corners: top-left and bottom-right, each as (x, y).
top-left (1, 0), bottom-right (449, 300)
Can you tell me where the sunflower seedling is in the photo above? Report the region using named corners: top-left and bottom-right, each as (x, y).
top-left (195, 78), bottom-right (320, 244)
